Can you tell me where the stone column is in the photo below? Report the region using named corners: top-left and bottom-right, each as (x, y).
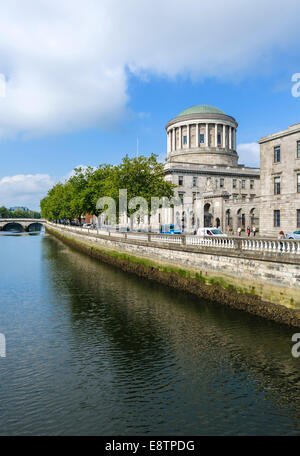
top-left (245, 212), bottom-right (251, 230)
top-left (223, 124), bottom-right (226, 149)
top-left (173, 128), bottom-right (176, 151)
top-left (187, 124), bottom-right (190, 148)
top-left (196, 198), bottom-right (204, 230)
top-left (195, 123), bottom-right (199, 148)
top-left (215, 124), bottom-right (218, 148)
top-left (167, 131), bottom-right (171, 154)
top-left (179, 126), bottom-right (182, 150)
top-left (229, 126), bottom-right (232, 150)
top-left (233, 128), bottom-right (236, 150)
top-left (206, 124), bottom-right (209, 147)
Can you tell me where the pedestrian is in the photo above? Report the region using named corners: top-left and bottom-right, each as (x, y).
top-left (252, 225), bottom-right (256, 237)
top-left (246, 226), bottom-right (250, 237)
top-left (237, 226), bottom-right (241, 237)
top-left (278, 231), bottom-right (285, 252)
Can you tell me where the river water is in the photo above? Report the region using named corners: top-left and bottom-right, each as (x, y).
top-left (0, 231), bottom-right (300, 436)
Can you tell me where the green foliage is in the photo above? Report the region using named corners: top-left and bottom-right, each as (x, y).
top-left (41, 155), bottom-right (176, 221)
top-left (101, 154), bottom-right (176, 217)
top-left (0, 206), bottom-right (41, 219)
top-left (0, 206), bottom-right (9, 218)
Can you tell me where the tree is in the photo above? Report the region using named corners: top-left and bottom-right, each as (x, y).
top-left (0, 206), bottom-right (9, 218)
top-left (41, 183), bottom-right (70, 221)
top-left (0, 206), bottom-right (41, 219)
top-left (67, 167), bottom-right (94, 222)
top-left (40, 154), bottom-right (176, 223)
top-left (100, 154), bottom-right (176, 219)
top-left (84, 164), bottom-right (113, 215)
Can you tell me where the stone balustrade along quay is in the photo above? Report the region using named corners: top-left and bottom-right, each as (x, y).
top-left (45, 222), bottom-right (300, 327)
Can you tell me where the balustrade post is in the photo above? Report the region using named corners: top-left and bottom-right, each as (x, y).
top-left (236, 238), bottom-right (242, 251)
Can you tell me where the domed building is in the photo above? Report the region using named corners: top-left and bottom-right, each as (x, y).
top-left (163, 105), bottom-right (260, 232)
top-left (166, 105), bottom-right (238, 167)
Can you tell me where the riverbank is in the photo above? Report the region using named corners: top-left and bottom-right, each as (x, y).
top-left (46, 224), bottom-right (300, 327)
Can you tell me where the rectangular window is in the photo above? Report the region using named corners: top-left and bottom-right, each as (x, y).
top-left (192, 192), bottom-right (196, 203)
top-left (242, 179), bottom-right (246, 189)
top-left (298, 174), bottom-right (300, 193)
top-left (233, 178), bottom-right (237, 188)
top-left (178, 176), bottom-right (183, 186)
top-left (183, 136), bottom-right (187, 145)
top-left (274, 177), bottom-right (281, 195)
top-left (274, 146), bottom-right (280, 163)
top-left (274, 210), bottom-right (280, 227)
top-left (250, 180), bottom-right (254, 189)
top-left (193, 176), bottom-right (197, 187)
top-left (298, 141), bottom-right (300, 158)
top-left (298, 210), bottom-right (300, 228)
top-left (220, 178), bottom-right (224, 188)
top-left (200, 134), bottom-right (205, 144)
top-left (217, 134), bottom-right (221, 146)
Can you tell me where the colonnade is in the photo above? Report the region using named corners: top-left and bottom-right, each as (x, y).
top-left (167, 123), bottom-right (236, 153)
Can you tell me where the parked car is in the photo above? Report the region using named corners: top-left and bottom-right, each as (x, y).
top-left (286, 230), bottom-right (300, 240)
top-left (160, 224), bottom-right (182, 234)
top-left (197, 227), bottom-right (227, 237)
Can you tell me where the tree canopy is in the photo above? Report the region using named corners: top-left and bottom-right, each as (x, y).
top-left (40, 154), bottom-right (176, 222)
top-left (0, 206), bottom-right (41, 219)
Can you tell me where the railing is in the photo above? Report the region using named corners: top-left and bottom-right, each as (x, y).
top-left (151, 235), bottom-right (183, 244)
top-left (46, 222), bottom-right (300, 256)
top-left (241, 238), bottom-right (300, 254)
top-left (127, 233), bottom-right (148, 241)
top-left (186, 236), bottom-right (236, 249)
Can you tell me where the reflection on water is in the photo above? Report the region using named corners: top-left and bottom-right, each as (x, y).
top-left (0, 229), bottom-right (44, 236)
top-left (0, 233), bottom-right (300, 435)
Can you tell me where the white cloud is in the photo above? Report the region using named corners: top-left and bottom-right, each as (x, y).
top-left (0, 173), bottom-right (54, 210)
top-left (0, 0), bottom-right (299, 138)
top-left (237, 142), bottom-right (260, 167)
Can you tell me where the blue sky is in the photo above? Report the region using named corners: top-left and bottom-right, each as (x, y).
top-left (0, 0), bottom-right (299, 211)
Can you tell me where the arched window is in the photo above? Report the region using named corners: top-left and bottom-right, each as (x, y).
top-left (204, 203), bottom-right (213, 227)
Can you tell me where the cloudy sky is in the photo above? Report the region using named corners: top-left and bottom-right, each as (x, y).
top-left (0, 0), bottom-right (300, 210)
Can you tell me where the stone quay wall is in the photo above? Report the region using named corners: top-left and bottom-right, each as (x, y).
top-left (46, 222), bottom-right (300, 326)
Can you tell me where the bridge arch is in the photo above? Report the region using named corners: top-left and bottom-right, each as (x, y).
top-left (26, 222), bottom-right (44, 232)
top-left (2, 222), bottom-right (24, 232)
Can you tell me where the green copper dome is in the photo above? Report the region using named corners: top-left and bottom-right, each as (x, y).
top-left (177, 105), bottom-right (224, 117)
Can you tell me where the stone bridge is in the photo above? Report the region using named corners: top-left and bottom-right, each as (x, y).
top-left (0, 218), bottom-right (46, 232)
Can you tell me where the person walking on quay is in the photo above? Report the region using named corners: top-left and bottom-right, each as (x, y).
top-left (237, 226), bottom-right (242, 237)
top-left (252, 225), bottom-right (256, 237)
top-left (278, 231), bottom-right (285, 252)
top-left (246, 226), bottom-right (251, 237)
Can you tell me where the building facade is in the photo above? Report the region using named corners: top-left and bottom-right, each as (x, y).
top-left (96, 104), bottom-right (299, 238)
top-left (259, 122), bottom-right (300, 237)
top-left (163, 105), bottom-right (260, 233)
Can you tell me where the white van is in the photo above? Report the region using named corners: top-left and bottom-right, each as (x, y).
top-left (197, 227), bottom-right (227, 237)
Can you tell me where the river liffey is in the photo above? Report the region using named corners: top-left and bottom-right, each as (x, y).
top-left (1, 231), bottom-right (300, 435)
